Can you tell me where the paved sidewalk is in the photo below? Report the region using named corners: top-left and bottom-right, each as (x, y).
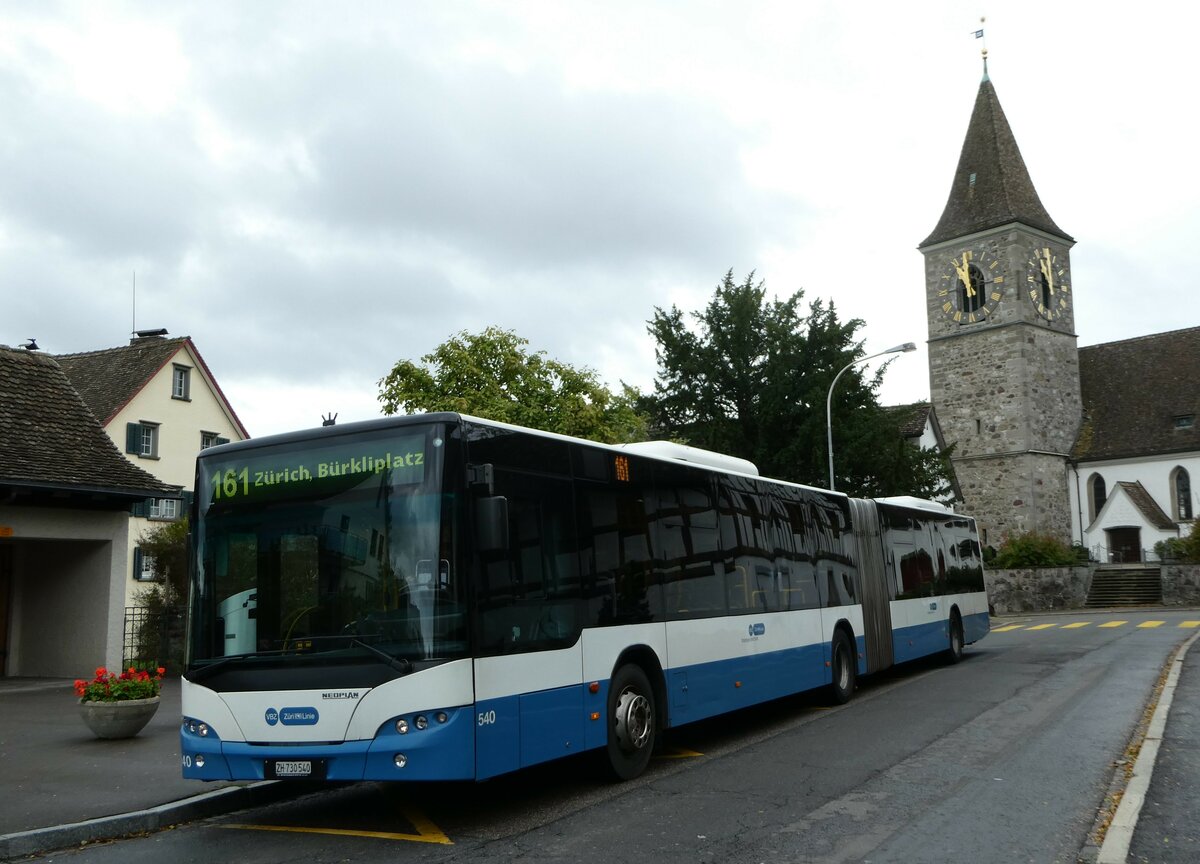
top-left (0, 677), bottom-right (288, 859)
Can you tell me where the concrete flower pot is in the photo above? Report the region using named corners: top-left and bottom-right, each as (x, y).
top-left (78, 696), bottom-right (161, 739)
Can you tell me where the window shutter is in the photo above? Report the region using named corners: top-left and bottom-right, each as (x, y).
top-left (131, 499), bottom-right (148, 518)
top-left (132, 547), bottom-right (144, 580)
top-left (182, 491), bottom-right (194, 516)
top-left (216, 437), bottom-right (230, 446)
top-left (126, 423), bottom-right (142, 454)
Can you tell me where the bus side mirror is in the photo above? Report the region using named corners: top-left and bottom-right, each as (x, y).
top-left (476, 496), bottom-right (509, 552)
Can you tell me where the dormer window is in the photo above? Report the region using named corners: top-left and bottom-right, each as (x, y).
top-left (172, 364), bottom-right (191, 401)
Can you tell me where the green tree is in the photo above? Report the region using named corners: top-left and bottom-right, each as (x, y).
top-left (647, 269), bottom-right (951, 497)
top-left (378, 327), bottom-right (649, 444)
top-left (137, 516), bottom-right (189, 604)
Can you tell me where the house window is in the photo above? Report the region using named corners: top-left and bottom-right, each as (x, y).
top-left (133, 548), bottom-right (157, 582)
top-left (1174, 468), bottom-right (1194, 521)
top-left (126, 421), bottom-right (160, 458)
top-left (1176, 415), bottom-right (1196, 430)
top-left (200, 431), bottom-right (230, 450)
top-left (149, 498), bottom-right (180, 520)
top-left (172, 365), bottom-right (191, 400)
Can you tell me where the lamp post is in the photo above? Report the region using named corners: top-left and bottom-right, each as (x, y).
top-left (826, 342), bottom-right (917, 491)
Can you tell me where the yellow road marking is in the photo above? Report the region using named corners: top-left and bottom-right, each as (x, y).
top-left (657, 746), bottom-right (704, 759)
top-left (223, 806), bottom-right (452, 845)
top-left (1099, 621), bottom-right (1127, 628)
top-left (1062, 622), bottom-right (1090, 629)
top-left (991, 624), bottom-right (1024, 632)
top-left (1025, 623), bottom-right (1057, 631)
top-left (1180, 621), bottom-right (1200, 629)
top-left (1138, 621), bottom-right (1165, 628)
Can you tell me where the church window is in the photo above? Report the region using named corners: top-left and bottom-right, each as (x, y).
top-left (1087, 474), bottom-right (1107, 523)
top-left (1173, 468), bottom-right (1193, 521)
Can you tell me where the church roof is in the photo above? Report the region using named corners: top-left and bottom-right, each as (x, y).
top-left (0, 345), bottom-right (175, 499)
top-left (921, 76), bottom-right (1071, 248)
top-left (1113, 481), bottom-right (1177, 531)
top-left (1073, 326), bottom-right (1200, 462)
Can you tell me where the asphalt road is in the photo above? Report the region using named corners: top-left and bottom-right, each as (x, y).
top-left (30, 610), bottom-right (1198, 864)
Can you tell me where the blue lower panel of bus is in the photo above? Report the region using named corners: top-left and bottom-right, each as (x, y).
top-left (180, 707), bottom-right (476, 782)
top-left (964, 611), bottom-right (990, 644)
top-left (891, 611), bottom-right (990, 665)
top-left (475, 684), bottom-right (592, 780)
top-left (666, 642), bottom-right (829, 727)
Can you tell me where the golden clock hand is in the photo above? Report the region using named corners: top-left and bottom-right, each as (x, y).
top-left (953, 253), bottom-right (976, 297)
top-left (1038, 248), bottom-right (1055, 295)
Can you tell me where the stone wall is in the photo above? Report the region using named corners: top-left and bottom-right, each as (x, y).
top-left (984, 566), bottom-right (1092, 615)
top-left (1162, 565), bottom-right (1200, 606)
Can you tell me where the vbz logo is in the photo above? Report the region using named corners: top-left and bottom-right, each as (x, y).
top-left (265, 708), bottom-right (279, 726)
top-left (748, 622), bottom-right (766, 637)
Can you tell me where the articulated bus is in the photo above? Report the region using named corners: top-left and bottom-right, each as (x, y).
top-left (181, 413), bottom-right (988, 783)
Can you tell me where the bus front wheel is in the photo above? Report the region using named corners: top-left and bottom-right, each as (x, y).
top-left (829, 630), bottom-right (856, 705)
top-left (605, 664), bottom-right (656, 781)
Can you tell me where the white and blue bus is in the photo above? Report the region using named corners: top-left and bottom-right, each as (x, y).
top-left (181, 413), bottom-right (988, 783)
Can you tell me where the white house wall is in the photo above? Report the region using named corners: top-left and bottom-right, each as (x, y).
top-left (102, 342), bottom-right (245, 607)
top-left (0, 505), bottom-right (128, 677)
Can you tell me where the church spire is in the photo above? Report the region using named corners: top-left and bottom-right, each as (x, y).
top-left (919, 76), bottom-right (1071, 248)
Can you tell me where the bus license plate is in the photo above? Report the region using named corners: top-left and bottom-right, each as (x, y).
top-left (269, 760), bottom-right (313, 778)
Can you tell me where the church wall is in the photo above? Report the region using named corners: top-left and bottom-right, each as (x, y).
top-left (1067, 454), bottom-right (1200, 559)
top-left (952, 452), bottom-right (1073, 548)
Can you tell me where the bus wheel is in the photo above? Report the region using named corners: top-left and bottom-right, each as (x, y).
top-left (946, 612), bottom-right (964, 664)
top-left (606, 664), bottom-right (656, 781)
top-left (829, 630), bottom-right (856, 705)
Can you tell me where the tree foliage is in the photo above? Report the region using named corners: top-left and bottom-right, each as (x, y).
top-left (136, 516), bottom-right (189, 604)
top-left (377, 326), bottom-right (649, 444)
top-left (646, 269), bottom-right (951, 497)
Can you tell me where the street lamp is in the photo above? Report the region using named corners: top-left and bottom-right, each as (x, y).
top-left (826, 342), bottom-right (917, 491)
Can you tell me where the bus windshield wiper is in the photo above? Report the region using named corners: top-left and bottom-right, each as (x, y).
top-left (351, 639), bottom-right (413, 675)
top-left (185, 655), bottom-right (236, 683)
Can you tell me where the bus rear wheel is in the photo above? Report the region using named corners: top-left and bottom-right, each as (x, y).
top-left (605, 664), bottom-right (656, 781)
top-left (829, 630), bottom-right (856, 705)
top-left (946, 611), bottom-right (964, 664)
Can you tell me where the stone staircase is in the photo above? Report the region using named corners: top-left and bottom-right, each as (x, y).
top-left (1085, 566), bottom-right (1163, 607)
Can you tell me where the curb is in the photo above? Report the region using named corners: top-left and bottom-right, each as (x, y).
top-left (1094, 629), bottom-right (1200, 864)
top-left (0, 781), bottom-right (298, 860)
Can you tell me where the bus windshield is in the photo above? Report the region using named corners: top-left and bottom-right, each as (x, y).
top-left (189, 423), bottom-right (466, 676)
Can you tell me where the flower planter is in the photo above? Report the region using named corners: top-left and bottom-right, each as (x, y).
top-left (79, 696), bottom-right (161, 739)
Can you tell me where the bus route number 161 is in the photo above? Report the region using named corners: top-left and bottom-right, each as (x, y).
top-left (477, 710), bottom-right (497, 726)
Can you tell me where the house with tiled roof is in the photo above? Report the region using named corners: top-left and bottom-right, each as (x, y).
top-left (55, 330), bottom-right (248, 605)
top-left (882, 402), bottom-right (962, 505)
top-left (0, 345), bottom-right (176, 677)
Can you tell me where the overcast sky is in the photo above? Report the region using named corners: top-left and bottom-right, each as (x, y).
top-left (3, 2), bottom-right (1195, 438)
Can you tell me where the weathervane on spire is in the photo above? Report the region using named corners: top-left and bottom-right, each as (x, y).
top-left (974, 16), bottom-right (989, 80)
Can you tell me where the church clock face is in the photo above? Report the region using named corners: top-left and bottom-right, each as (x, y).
top-left (1026, 245), bottom-right (1071, 320)
top-left (936, 245), bottom-right (1006, 324)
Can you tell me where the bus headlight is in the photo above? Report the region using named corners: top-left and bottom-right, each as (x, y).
top-left (394, 754), bottom-right (408, 768)
top-left (396, 719), bottom-right (409, 734)
top-left (415, 715), bottom-right (428, 730)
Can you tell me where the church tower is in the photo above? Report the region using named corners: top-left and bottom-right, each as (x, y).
top-left (919, 62), bottom-right (1082, 547)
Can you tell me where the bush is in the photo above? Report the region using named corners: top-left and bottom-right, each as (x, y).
top-left (1155, 521), bottom-right (1200, 564)
top-left (991, 532), bottom-right (1080, 568)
